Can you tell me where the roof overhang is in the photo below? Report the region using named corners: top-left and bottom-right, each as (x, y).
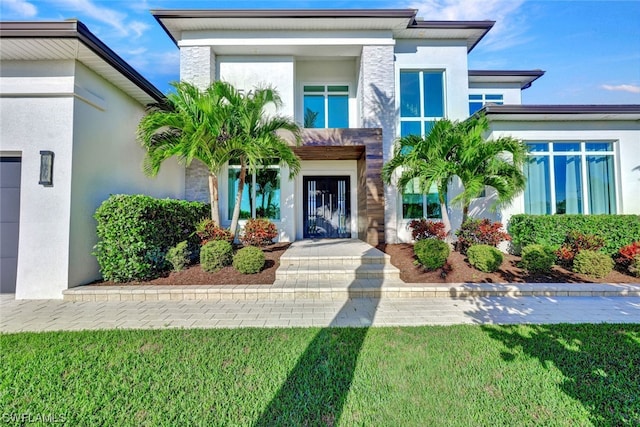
top-left (469, 70), bottom-right (545, 89)
top-left (0, 20), bottom-right (163, 105)
top-left (152, 9), bottom-right (494, 53)
top-left (483, 104), bottom-right (640, 121)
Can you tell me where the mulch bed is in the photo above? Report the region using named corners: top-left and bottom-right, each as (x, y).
top-left (379, 243), bottom-right (639, 284)
top-left (92, 242), bottom-right (638, 286)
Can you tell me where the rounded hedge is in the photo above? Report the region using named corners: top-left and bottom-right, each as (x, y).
top-left (467, 244), bottom-right (503, 273)
top-left (414, 239), bottom-right (450, 270)
top-left (573, 250), bottom-right (614, 279)
top-left (519, 244), bottom-right (555, 274)
top-left (233, 246), bottom-right (265, 274)
top-left (200, 240), bottom-right (233, 272)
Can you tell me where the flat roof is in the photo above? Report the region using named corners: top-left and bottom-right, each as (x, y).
top-left (152, 9), bottom-right (493, 53)
top-left (468, 70), bottom-right (545, 89)
top-left (483, 104), bottom-right (640, 121)
top-left (0, 20), bottom-right (163, 104)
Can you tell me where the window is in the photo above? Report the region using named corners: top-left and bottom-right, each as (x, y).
top-left (402, 179), bottom-right (441, 219)
top-left (303, 85), bottom-right (349, 128)
top-left (399, 70), bottom-right (445, 137)
top-left (469, 93), bottom-right (503, 115)
top-left (228, 164), bottom-right (281, 220)
top-left (524, 141), bottom-right (617, 215)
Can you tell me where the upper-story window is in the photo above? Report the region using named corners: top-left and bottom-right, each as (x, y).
top-left (469, 94), bottom-right (503, 115)
top-left (303, 84), bottom-right (349, 128)
top-left (524, 141), bottom-right (617, 215)
top-left (399, 70), bottom-right (445, 137)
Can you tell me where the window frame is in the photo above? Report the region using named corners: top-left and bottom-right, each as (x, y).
top-left (523, 140), bottom-right (619, 215)
top-left (227, 164), bottom-right (282, 221)
top-left (302, 83), bottom-right (350, 129)
top-left (398, 69), bottom-right (447, 138)
top-left (468, 93), bottom-right (504, 115)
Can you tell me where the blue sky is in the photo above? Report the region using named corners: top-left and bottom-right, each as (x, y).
top-left (2, 0), bottom-right (639, 104)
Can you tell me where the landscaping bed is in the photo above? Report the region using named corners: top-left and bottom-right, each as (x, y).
top-left (381, 243), bottom-right (638, 284)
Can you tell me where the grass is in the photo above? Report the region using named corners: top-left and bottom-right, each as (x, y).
top-left (1, 324), bottom-right (639, 426)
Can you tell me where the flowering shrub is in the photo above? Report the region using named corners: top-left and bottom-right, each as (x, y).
top-left (555, 231), bottom-right (605, 267)
top-left (455, 218), bottom-right (510, 254)
top-left (614, 241), bottom-right (640, 269)
top-left (408, 219), bottom-right (446, 241)
top-left (196, 219), bottom-right (234, 245)
top-left (240, 218), bottom-right (278, 247)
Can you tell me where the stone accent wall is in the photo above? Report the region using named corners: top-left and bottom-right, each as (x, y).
top-left (185, 160), bottom-right (210, 203)
top-left (180, 46), bottom-right (215, 89)
top-left (359, 45), bottom-right (398, 243)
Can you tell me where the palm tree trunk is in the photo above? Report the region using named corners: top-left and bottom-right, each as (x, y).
top-left (229, 163), bottom-right (247, 238)
top-left (441, 202), bottom-right (452, 236)
top-left (208, 174), bottom-right (220, 226)
top-left (462, 205), bottom-right (469, 225)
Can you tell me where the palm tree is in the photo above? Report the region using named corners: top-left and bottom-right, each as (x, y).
top-left (382, 114), bottom-right (527, 234)
top-left (137, 81), bottom-right (233, 225)
top-left (217, 83), bottom-right (301, 237)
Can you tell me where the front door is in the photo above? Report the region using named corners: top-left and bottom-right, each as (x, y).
top-left (303, 176), bottom-right (350, 238)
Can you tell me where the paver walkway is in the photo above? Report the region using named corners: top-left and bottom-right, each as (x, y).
top-left (2, 294), bottom-right (639, 332)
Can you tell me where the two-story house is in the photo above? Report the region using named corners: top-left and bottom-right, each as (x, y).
top-left (153, 8), bottom-right (640, 246)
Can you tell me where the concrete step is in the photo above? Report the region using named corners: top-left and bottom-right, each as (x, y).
top-left (275, 263), bottom-right (401, 280)
top-left (279, 253), bottom-right (391, 267)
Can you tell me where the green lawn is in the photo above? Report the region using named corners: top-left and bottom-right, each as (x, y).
top-left (1, 324), bottom-right (639, 426)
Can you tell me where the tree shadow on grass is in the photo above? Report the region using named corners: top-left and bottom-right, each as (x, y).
top-left (253, 296), bottom-right (379, 426)
top-left (481, 323), bottom-right (640, 425)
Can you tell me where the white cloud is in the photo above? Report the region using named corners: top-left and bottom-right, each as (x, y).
top-left (406, 0), bottom-right (530, 51)
top-left (601, 84), bottom-right (640, 94)
top-left (3, 0), bottom-right (38, 18)
top-left (51, 0), bottom-right (150, 38)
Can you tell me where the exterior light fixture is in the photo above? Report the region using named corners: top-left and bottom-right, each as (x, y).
top-left (39, 150), bottom-right (54, 186)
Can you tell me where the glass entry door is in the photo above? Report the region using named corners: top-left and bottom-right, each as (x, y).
top-left (303, 176), bottom-right (351, 238)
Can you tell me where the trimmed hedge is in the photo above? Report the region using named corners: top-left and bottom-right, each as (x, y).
top-left (233, 246), bottom-right (265, 274)
top-left (467, 244), bottom-right (504, 273)
top-left (519, 244), bottom-right (555, 274)
top-left (508, 214), bottom-right (640, 255)
top-left (573, 250), bottom-right (614, 279)
top-left (201, 240), bottom-right (233, 272)
top-left (94, 195), bottom-right (209, 282)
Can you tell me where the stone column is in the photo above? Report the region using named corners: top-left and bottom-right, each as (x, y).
top-left (359, 45), bottom-right (397, 243)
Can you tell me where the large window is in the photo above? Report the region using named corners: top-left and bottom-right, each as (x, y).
top-left (524, 141), bottom-right (617, 215)
top-left (469, 93), bottom-right (503, 115)
top-left (402, 179), bottom-right (441, 219)
top-left (228, 164), bottom-right (281, 220)
top-left (303, 84), bottom-right (349, 128)
top-left (399, 70), bottom-right (445, 137)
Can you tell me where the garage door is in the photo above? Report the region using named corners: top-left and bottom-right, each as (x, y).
top-left (1, 157), bottom-right (21, 293)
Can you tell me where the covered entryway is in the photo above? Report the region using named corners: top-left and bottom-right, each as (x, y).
top-left (1, 157), bottom-right (21, 293)
top-left (303, 176), bottom-right (351, 238)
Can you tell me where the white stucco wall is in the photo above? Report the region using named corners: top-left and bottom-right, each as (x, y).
top-left (0, 60), bottom-right (76, 299)
top-left (394, 40), bottom-right (470, 121)
top-left (68, 62), bottom-right (184, 290)
top-left (295, 59), bottom-right (358, 127)
top-left (217, 56), bottom-right (295, 117)
top-left (487, 120), bottom-right (640, 230)
top-left (0, 59), bottom-right (184, 299)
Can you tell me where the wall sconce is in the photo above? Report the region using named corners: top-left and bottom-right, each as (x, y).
top-left (39, 150), bottom-right (54, 186)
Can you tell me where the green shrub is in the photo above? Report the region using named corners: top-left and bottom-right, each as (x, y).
top-left (166, 241), bottom-right (190, 272)
top-left (629, 254), bottom-right (640, 278)
top-left (572, 250), bottom-right (614, 279)
top-left (240, 218), bottom-right (278, 247)
top-left (409, 219), bottom-right (447, 241)
top-left (555, 231), bottom-right (606, 267)
top-left (508, 214), bottom-right (640, 255)
top-left (93, 195), bottom-right (208, 282)
top-left (467, 244), bottom-right (504, 273)
top-left (519, 244), bottom-right (555, 274)
top-left (455, 218), bottom-right (510, 254)
top-left (196, 219), bottom-right (234, 245)
top-left (200, 240), bottom-right (233, 272)
top-left (233, 246), bottom-right (265, 274)
top-left (414, 239), bottom-right (450, 270)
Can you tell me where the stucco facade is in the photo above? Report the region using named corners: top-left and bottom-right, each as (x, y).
top-left (0, 22), bottom-right (184, 299)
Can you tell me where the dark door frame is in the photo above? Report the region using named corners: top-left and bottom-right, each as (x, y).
top-left (303, 175), bottom-right (351, 239)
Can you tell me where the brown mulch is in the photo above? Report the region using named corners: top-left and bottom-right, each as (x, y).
top-left (93, 243), bottom-right (290, 286)
top-left (378, 243), bottom-right (639, 284)
top-left (92, 241), bottom-right (638, 286)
